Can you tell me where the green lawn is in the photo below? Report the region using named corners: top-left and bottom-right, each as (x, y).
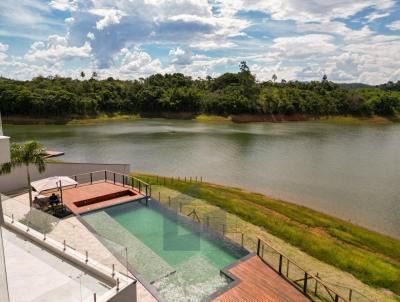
top-left (133, 173), bottom-right (400, 296)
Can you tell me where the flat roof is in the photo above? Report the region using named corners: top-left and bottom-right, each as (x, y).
top-left (2, 226), bottom-right (110, 302)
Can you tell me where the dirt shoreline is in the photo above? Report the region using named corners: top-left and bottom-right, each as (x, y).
top-left (2, 113), bottom-right (398, 125)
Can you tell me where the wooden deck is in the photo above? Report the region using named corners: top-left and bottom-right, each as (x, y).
top-left (44, 182), bottom-right (144, 214)
top-left (213, 255), bottom-right (311, 302)
top-left (43, 150), bottom-right (65, 158)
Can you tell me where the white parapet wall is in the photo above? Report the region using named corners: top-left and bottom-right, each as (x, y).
top-left (0, 162), bottom-right (130, 193)
top-left (0, 136), bottom-right (10, 164)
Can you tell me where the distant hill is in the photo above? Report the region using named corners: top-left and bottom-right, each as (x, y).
top-left (338, 83), bottom-right (374, 90)
top-left (376, 81), bottom-right (400, 91)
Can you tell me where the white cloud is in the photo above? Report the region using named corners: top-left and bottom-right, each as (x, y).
top-left (0, 43), bottom-right (9, 53)
top-left (169, 47), bottom-right (192, 65)
top-left (190, 40), bottom-right (236, 50)
top-left (272, 34), bottom-right (337, 58)
top-left (0, 43), bottom-right (9, 64)
top-left (365, 12), bottom-right (390, 22)
top-left (65, 17), bottom-right (75, 25)
top-left (64, 0), bottom-right (248, 67)
top-left (218, 0), bottom-right (396, 23)
top-left (296, 21), bottom-right (349, 35)
top-left (0, 0), bottom-right (55, 25)
top-left (89, 8), bottom-right (125, 30)
top-left (387, 20), bottom-right (400, 31)
top-left (118, 49), bottom-right (164, 78)
top-left (25, 35), bottom-right (92, 65)
top-left (87, 32), bottom-right (95, 40)
top-left (49, 0), bottom-right (77, 11)
top-left (1, 0), bottom-right (400, 84)
top-left (250, 63), bottom-right (302, 82)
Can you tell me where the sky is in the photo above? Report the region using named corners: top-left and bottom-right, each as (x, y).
top-left (0, 0), bottom-right (399, 84)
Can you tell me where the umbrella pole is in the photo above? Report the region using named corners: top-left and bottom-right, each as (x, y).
top-left (59, 180), bottom-right (63, 204)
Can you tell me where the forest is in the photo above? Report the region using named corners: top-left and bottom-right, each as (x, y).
top-left (0, 62), bottom-right (399, 118)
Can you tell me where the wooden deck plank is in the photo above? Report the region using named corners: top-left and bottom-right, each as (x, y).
top-left (43, 182), bottom-right (144, 214)
top-left (213, 255), bottom-right (311, 302)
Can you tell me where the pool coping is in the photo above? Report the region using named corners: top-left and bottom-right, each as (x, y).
top-left (77, 196), bottom-right (252, 302)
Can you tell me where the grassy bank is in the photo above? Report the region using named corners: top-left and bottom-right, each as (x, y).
top-left (3, 113), bottom-right (399, 125)
top-left (315, 115), bottom-right (400, 125)
top-left (134, 173), bottom-right (400, 296)
top-left (2, 113), bottom-right (141, 125)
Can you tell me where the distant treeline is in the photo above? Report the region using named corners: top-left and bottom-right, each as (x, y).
top-left (1, 62), bottom-right (399, 117)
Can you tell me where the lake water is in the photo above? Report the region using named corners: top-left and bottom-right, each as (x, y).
top-left (4, 120), bottom-right (400, 238)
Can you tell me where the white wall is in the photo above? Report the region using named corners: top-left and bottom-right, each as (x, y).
top-left (0, 136), bottom-right (10, 164)
top-left (0, 162), bottom-right (130, 193)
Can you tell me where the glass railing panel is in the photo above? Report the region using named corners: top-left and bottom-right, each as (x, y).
top-left (0, 228), bottom-right (10, 302)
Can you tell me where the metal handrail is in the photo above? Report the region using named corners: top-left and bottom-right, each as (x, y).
top-left (257, 238), bottom-right (350, 302)
top-left (149, 188), bottom-right (368, 302)
top-left (69, 170), bottom-right (150, 197)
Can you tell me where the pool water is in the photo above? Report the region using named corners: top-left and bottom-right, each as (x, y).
top-left (82, 201), bottom-right (248, 302)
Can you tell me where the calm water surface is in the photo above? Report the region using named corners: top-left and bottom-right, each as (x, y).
top-left (4, 120), bottom-right (400, 238)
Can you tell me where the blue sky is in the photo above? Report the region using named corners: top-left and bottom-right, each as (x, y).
top-left (0, 0), bottom-right (399, 84)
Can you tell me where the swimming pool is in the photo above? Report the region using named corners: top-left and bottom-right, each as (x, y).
top-left (82, 200), bottom-right (248, 302)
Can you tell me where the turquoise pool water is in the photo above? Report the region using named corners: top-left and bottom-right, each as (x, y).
top-left (82, 201), bottom-right (248, 302)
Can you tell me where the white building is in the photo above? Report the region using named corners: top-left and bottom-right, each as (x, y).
top-left (0, 120), bottom-right (138, 302)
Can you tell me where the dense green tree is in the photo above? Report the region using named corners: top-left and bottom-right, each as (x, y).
top-left (0, 66), bottom-right (398, 118)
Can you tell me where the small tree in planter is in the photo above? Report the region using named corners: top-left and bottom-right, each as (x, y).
top-left (0, 141), bottom-right (46, 207)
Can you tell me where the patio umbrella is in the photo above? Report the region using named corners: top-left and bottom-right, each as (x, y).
top-left (31, 176), bottom-right (78, 193)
